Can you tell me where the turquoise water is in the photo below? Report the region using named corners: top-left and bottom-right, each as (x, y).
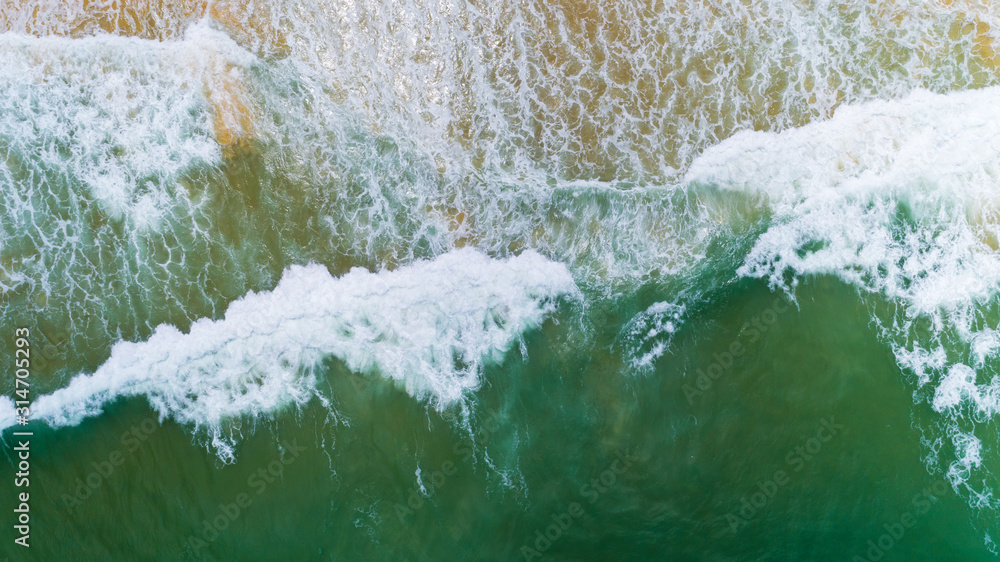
top-left (5, 0), bottom-right (1000, 560)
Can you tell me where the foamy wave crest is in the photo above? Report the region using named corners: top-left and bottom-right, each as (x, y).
top-left (620, 302), bottom-right (686, 371)
top-left (686, 86), bottom-right (1000, 319)
top-left (0, 23), bottom-right (254, 227)
top-left (0, 249), bottom-right (578, 460)
top-left (685, 86), bottom-right (1000, 529)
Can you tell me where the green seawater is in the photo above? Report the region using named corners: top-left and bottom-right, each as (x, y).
top-left (2, 276), bottom-right (994, 560)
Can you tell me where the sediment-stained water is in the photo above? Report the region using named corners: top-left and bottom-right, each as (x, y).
top-left (3, 0), bottom-right (1000, 560)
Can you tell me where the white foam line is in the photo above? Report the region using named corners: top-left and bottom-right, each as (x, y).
top-left (1, 249), bottom-right (579, 460)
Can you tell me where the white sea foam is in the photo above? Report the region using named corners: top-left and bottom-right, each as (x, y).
top-left (950, 432), bottom-right (984, 485)
top-left (0, 23), bottom-right (253, 228)
top-left (686, 86), bottom-right (1000, 331)
top-left (0, 249), bottom-right (578, 460)
top-left (620, 302), bottom-right (687, 371)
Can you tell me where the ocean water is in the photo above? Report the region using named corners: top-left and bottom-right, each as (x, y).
top-left (3, 0), bottom-right (1000, 560)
